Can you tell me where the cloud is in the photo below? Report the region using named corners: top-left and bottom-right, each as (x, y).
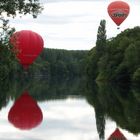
top-left (9, 0), bottom-right (140, 50)
top-left (41, 0), bottom-right (105, 3)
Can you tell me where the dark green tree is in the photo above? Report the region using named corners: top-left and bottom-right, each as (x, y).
top-left (133, 68), bottom-right (140, 84)
top-left (96, 20), bottom-right (106, 57)
top-left (87, 26), bottom-right (140, 83)
top-left (0, 0), bottom-right (43, 18)
top-left (0, 19), bottom-right (16, 79)
top-left (86, 19), bottom-right (107, 80)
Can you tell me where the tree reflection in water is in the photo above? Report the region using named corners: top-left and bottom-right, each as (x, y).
top-left (0, 76), bottom-right (140, 138)
top-left (85, 80), bottom-right (140, 139)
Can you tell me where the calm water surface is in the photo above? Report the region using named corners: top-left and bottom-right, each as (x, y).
top-left (0, 77), bottom-right (140, 140)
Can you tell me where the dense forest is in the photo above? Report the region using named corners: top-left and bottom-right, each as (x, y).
top-left (39, 48), bottom-right (87, 77)
top-left (9, 21), bottom-right (140, 86)
top-left (86, 20), bottom-right (140, 85)
top-left (1, 24), bottom-right (140, 86)
top-left (11, 48), bottom-right (88, 80)
top-left (12, 20), bottom-right (139, 86)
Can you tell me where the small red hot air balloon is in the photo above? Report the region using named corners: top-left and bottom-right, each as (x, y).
top-left (108, 128), bottom-right (127, 140)
top-left (107, 1), bottom-right (130, 29)
top-left (10, 30), bottom-right (44, 69)
top-left (8, 91), bottom-right (43, 130)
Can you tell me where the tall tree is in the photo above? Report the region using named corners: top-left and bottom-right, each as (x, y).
top-left (96, 20), bottom-right (106, 57)
top-left (86, 19), bottom-right (107, 80)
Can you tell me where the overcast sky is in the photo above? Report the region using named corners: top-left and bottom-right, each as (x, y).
top-left (10, 0), bottom-right (140, 50)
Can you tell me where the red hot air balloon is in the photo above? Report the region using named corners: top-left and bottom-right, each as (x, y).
top-left (107, 1), bottom-right (130, 28)
top-left (10, 30), bottom-right (44, 69)
top-left (108, 128), bottom-right (127, 140)
top-left (8, 91), bottom-right (43, 130)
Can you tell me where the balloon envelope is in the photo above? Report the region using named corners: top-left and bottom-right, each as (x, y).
top-left (107, 1), bottom-right (130, 26)
top-left (8, 91), bottom-right (43, 130)
top-left (10, 30), bottom-right (44, 69)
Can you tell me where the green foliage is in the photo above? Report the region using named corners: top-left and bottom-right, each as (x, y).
top-left (28, 48), bottom-right (88, 78)
top-left (133, 68), bottom-right (140, 84)
top-left (86, 20), bottom-right (107, 80)
top-left (0, 0), bottom-right (43, 18)
top-left (86, 25), bottom-right (140, 84)
top-left (96, 19), bottom-right (106, 56)
top-left (0, 19), bottom-right (17, 80)
top-left (124, 42), bottom-right (140, 73)
top-left (0, 75), bottom-right (85, 109)
top-left (0, 0), bottom-right (42, 80)
top-left (86, 48), bottom-right (98, 79)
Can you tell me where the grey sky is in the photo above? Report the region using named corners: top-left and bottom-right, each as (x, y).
top-left (9, 0), bottom-right (140, 50)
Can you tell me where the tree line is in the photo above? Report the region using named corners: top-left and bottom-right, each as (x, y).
top-left (86, 20), bottom-right (140, 85)
top-left (0, 0), bottom-right (140, 85)
top-left (1, 21), bottom-right (140, 85)
top-left (12, 48), bottom-right (88, 80)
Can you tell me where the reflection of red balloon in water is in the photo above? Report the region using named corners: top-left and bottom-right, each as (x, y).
top-left (108, 1), bottom-right (130, 27)
top-left (10, 30), bottom-right (44, 69)
top-left (108, 128), bottom-right (127, 140)
top-left (8, 91), bottom-right (43, 130)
